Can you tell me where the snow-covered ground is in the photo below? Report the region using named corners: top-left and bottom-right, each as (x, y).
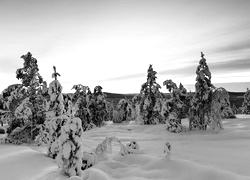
top-left (0, 115), bottom-right (250, 180)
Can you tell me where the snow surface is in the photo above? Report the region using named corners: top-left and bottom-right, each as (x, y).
top-left (0, 115), bottom-right (250, 180)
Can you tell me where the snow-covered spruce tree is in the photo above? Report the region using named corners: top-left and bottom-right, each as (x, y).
top-left (137, 65), bottom-right (163, 124)
top-left (87, 86), bottom-right (108, 127)
top-left (189, 52), bottom-right (214, 130)
top-left (4, 52), bottom-right (47, 143)
top-left (162, 80), bottom-right (188, 133)
top-left (56, 113), bottom-right (83, 177)
top-left (45, 66), bottom-right (66, 158)
top-left (242, 88), bottom-right (250, 114)
top-left (71, 84), bottom-right (92, 131)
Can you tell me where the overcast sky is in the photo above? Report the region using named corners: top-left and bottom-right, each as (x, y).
top-left (0, 0), bottom-right (250, 93)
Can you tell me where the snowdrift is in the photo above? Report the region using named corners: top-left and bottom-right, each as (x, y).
top-left (0, 115), bottom-right (250, 180)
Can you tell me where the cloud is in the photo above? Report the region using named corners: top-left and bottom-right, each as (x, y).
top-left (211, 41), bottom-right (250, 54)
top-left (100, 72), bottom-right (145, 82)
top-left (158, 65), bottom-right (196, 77)
top-left (210, 58), bottom-right (250, 72)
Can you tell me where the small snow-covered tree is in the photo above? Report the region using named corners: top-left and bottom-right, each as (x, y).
top-left (215, 88), bottom-right (235, 119)
top-left (162, 80), bottom-right (188, 133)
top-left (88, 86), bottom-right (108, 127)
top-left (242, 88), bottom-right (250, 114)
top-left (113, 98), bottom-right (132, 123)
top-left (56, 116), bottom-right (83, 177)
top-left (136, 65), bottom-right (163, 124)
top-left (71, 84), bottom-right (92, 130)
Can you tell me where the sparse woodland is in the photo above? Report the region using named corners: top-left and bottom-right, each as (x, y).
top-left (0, 52), bottom-right (239, 178)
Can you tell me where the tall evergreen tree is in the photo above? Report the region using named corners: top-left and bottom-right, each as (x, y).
top-left (15, 52), bottom-right (46, 139)
top-left (138, 64), bottom-right (163, 124)
top-left (190, 52), bottom-right (214, 130)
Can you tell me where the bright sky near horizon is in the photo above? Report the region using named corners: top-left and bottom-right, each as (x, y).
top-left (0, 0), bottom-right (250, 93)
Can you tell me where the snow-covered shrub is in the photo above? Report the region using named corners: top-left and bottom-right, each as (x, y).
top-left (114, 99), bottom-right (132, 122)
top-left (126, 139), bottom-right (139, 154)
top-left (242, 88), bottom-right (250, 114)
top-left (94, 137), bottom-right (113, 156)
top-left (214, 88), bottom-right (235, 119)
top-left (112, 110), bottom-right (124, 123)
top-left (163, 141), bottom-right (172, 160)
top-left (56, 117), bottom-right (83, 177)
top-left (4, 123), bottom-right (41, 144)
top-left (162, 80), bottom-right (188, 133)
top-left (82, 151), bottom-right (97, 170)
top-left (118, 142), bottom-right (129, 156)
top-left (209, 87), bottom-right (235, 132)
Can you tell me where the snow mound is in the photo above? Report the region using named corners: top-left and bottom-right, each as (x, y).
top-left (82, 168), bottom-right (110, 180)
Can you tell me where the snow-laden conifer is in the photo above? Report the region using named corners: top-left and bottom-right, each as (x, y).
top-left (88, 86), bottom-right (108, 127)
top-left (56, 116), bottom-right (83, 177)
top-left (134, 65), bottom-right (163, 124)
top-left (162, 80), bottom-right (188, 133)
top-left (189, 52), bottom-right (214, 130)
top-left (2, 53), bottom-right (47, 143)
top-left (45, 66), bottom-right (65, 158)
